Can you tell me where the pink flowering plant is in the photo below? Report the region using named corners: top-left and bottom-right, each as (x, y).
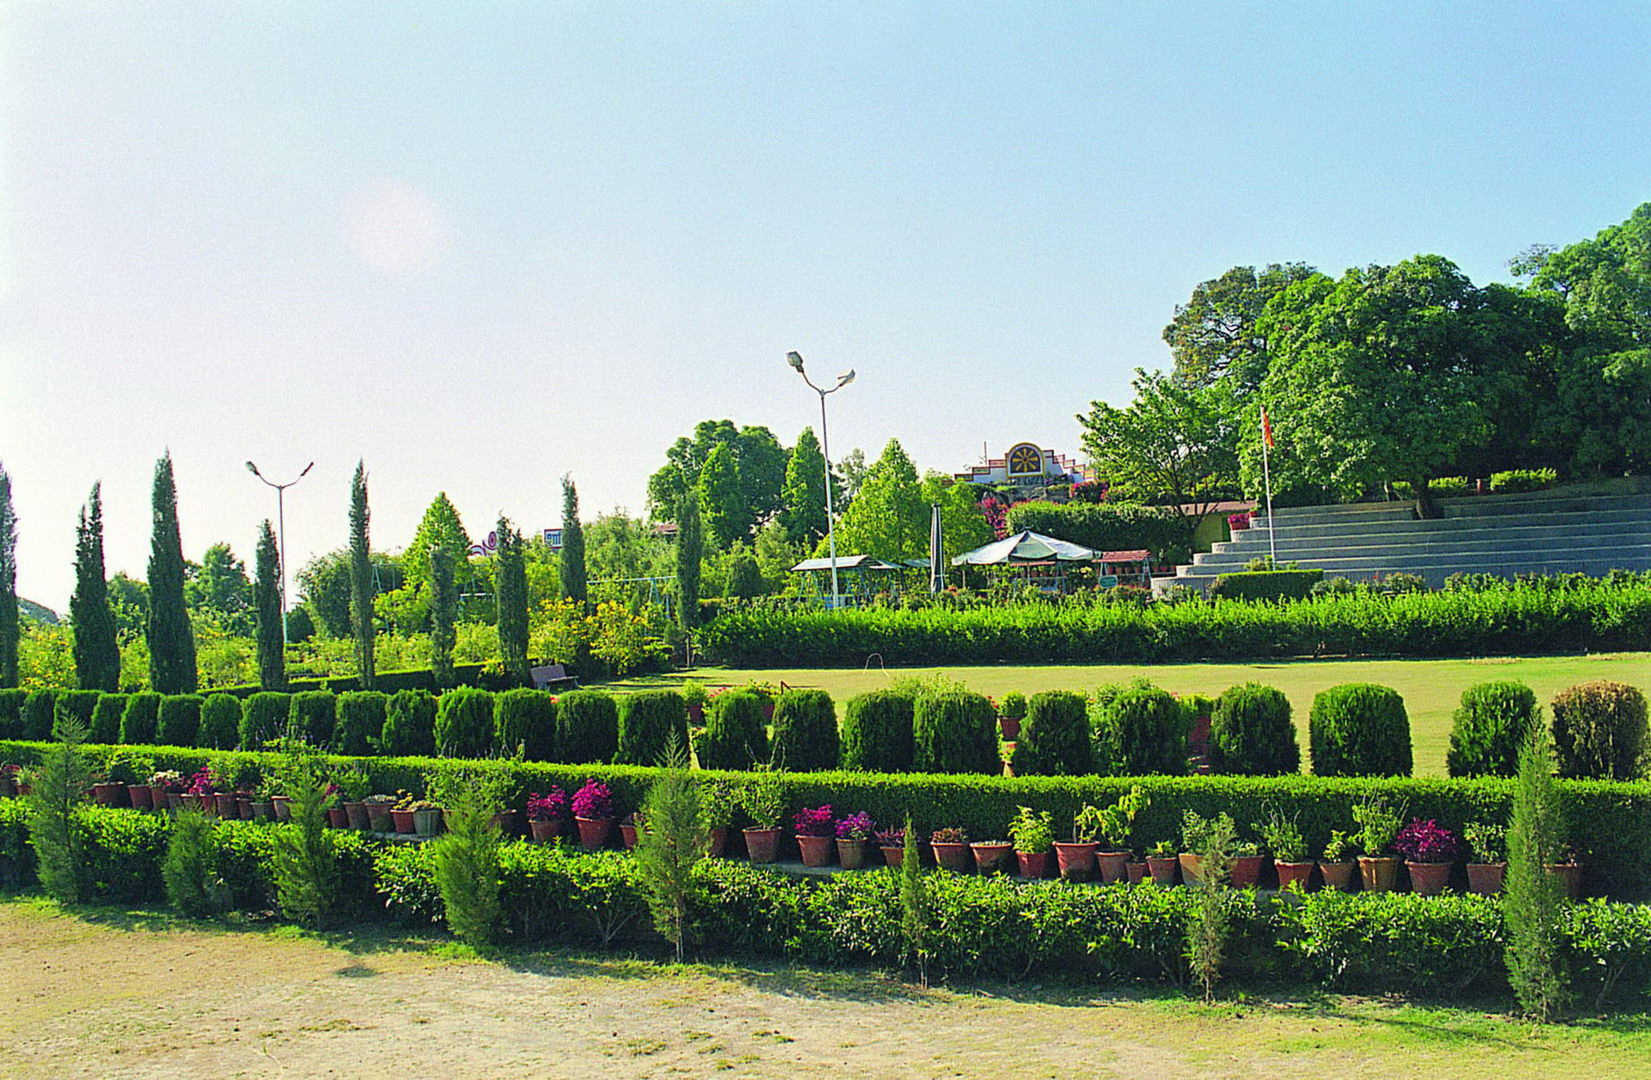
top-left (835, 811), bottom-right (875, 842)
top-left (874, 826), bottom-right (905, 847)
top-left (1228, 511), bottom-right (1252, 531)
top-left (571, 779), bottom-right (614, 820)
top-left (185, 766), bottom-right (218, 797)
top-left (794, 804), bottom-right (835, 837)
top-left (526, 787), bottom-right (568, 823)
top-left (1393, 819), bottom-right (1462, 864)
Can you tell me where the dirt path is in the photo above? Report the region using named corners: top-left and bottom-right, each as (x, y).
top-left (5, 899), bottom-right (1647, 1079)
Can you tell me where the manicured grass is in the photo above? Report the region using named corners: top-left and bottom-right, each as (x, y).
top-left (600, 652), bottom-right (1651, 777)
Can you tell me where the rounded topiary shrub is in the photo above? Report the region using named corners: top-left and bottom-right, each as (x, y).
top-left (240, 691), bottom-right (292, 749)
top-left (0, 688), bottom-right (27, 739)
top-left (556, 690), bottom-right (619, 764)
top-left (435, 688), bottom-right (496, 757)
top-left (1446, 681), bottom-right (1539, 778)
top-left (198, 693), bottom-right (242, 749)
top-left (769, 689), bottom-right (838, 772)
top-left (1090, 682), bottom-right (1188, 775)
top-left (1208, 683), bottom-right (1299, 776)
top-left (912, 687), bottom-right (999, 775)
top-left (22, 690), bottom-right (58, 740)
top-left (1308, 683), bottom-right (1413, 777)
top-left (695, 689), bottom-right (770, 770)
top-left (118, 691), bottom-right (160, 744)
top-left (334, 691), bottom-right (388, 756)
top-left (55, 690), bottom-right (102, 738)
top-left (1551, 680), bottom-right (1648, 781)
top-left (90, 693), bottom-right (129, 744)
top-left (494, 688), bottom-right (556, 760)
top-left (1010, 690), bottom-right (1094, 776)
top-left (156, 694), bottom-right (203, 746)
top-left (289, 691), bottom-right (337, 747)
top-left (617, 690), bottom-right (688, 765)
top-left (381, 689), bottom-right (437, 756)
top-left (841, 689), bottom-right (915, 772)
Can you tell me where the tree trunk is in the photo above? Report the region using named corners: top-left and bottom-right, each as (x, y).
top-left (1413, 478), bottom-right (1442, 520)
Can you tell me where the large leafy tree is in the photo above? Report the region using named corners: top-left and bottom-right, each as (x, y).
top-left (697, 443), bottom-right (743, 550)
top-left (1164, 262), bottom-right (1317, 396)
top-left (646, 419), bottom-right (791, 540)
top-left (254, 519), bottom-right (284, 689)
top-left (297, 549), bottom-right (401, 638)
top-left (495, 516), bottom-right (529, 686)
top-left (779, 426), bottom-right (830, 544)
top-left (377, 492), bottom-right (475, 634)
top-left (918, 474), bottom-right (994, 564)
top-left (828, 439), bottom-right (927, 560)
top-left (0, 461), bottom-right (13, 688)
top-left (187, 541), bottom-right (254, 636)
top-left (559, 477), bottom-right (587, 608)
top-left (69, 483), bottom-right (120, 691)
top-left (348, 460), bottom-right (375, 689)
top-left (146, 452), bottom-right (197, 693)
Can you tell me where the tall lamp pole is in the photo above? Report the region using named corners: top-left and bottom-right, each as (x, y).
top-left (786, 351), bottom-right (854, 610)
top-left (246, 460), bottom-right (314, 644)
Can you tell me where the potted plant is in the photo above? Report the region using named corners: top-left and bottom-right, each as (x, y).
top-left (1228, 835), bottom-right (1266, 888)
top-left (682, 681), bottom-right (710, 725)
top-left (1146, 840), bottom-right (1178, 886)
top-left (830, 811), bottom-right (872, 869)
top-left (149, 769), bottom-right (183, 813)
top-left (391, 790), bottom-right (419, 834)
top-left (89, 763), bottom-right (124, 807)
top-left (362, 793), bottom-right (397, 832)
top-left (737, 772), bottom-right (785, 863)
top-left (698, 778), bottom-right (734, 857)
top-left (930, 826), bottom-right (969, 872)
top-left (572, 779), bottom-right (616, 849)
top-left (1009, 806), bottom-right (1054, 879)
top-left (334, 764), bottom-right (371, 830)
top-left (620, 810), bottom-right (644, 850)
top-left (408, 798), bottom-right (443, 837)
top-left (322, 783), bottom-right (348, 828)
top-left (1547, 845), bottom-right (1583, 900)
top-left (1095, 787), bottom-right (1146, 884)
top-left (875, 826), bottom-right (907, 867)
top-left (1463, 821), bottom-right (1507, 895)
top-left (1394, 818), bottom-right (1461, 896)
top-left (1353, 796), bottom-right (1403, 893)
top-left (526, 788), bottom-right (568, 842)
top-left (1055, 804), bottom-right (1104, 880)
top-left (1178, 810), bottom-right (1235, 886)
top-left (1318, 830), bottom-right (1355, 891)
top-left (795, 805), bottom-right (836, 867)
top-left (182, 766), bottom-right (215, 813)
top-left (251, 779), bottom-right (279, 822)
top-left (1260, 811), bottom-right (1312, 891)
top-left (108, 751), bottom-right (153, 810)
top-left (998, 691), bottom-right (1027, 741)
top-left (0, 763), bottom-right (19, 798)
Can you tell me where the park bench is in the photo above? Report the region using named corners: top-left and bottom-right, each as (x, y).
top-left (531, 663), bottom-right (579, 691)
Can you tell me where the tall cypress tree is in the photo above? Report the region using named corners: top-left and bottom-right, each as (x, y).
top-left (559, 477), bottom-right (587, 608)
top-left (349, 460), bottom-right (375, 690)
top-left (254, 518), bottom-right (285, 689)
top-left (429, 544), bottom-right (457, 689)
top-left (675, 492), bottom-right (703, 629)
top-left (147, 453), bottom-right (197, 693)
top-left (0, 462), bottom-right (17, 688)
top-left (70, 482), bottom-right (120, 691)
top-left (495, 516), bottom-right (530, 686)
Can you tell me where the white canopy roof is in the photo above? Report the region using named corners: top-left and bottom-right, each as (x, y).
top-left (950, 530), bottom-right (1100, 566)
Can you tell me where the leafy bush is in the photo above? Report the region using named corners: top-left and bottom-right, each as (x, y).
top-left (912, 687), bottom-right (999, 775)
top-left (118, 692), bottom-right (160, 745)
top-left (162, 809), bottom-right (227, 917)
top-left (494, 688), bottom-right (556, 761)
top-left (1551, 681), bottom-right (1648, 781)
top-left (841, 689), bottom-right (914, 773)
top-left (1091, 682), bottom-right (1188, 776)
top-left (380, 689), bottom-right (437, 757)
top-left (21, 691), bottom-right (56, 740)
top-left (1005, 501), bottom-right (1190, 563)
top-left (156, 695), bottom-right (202, 747)
top-left (1447, 681), bottom-right (1539, 778)
top-left (240, 692), bottom-right (291, 750)
top-left (695, 689), bottom-right (769, 771)
top-left (55, 691), bottom-right (101, 736)
top-left (616, 691), bottom-right (687, 766)
top-left (431, 767), bottom-right (506, 946)
top-left (1209, 570), bottom-right (1324, 602)
top-left (1010, 690), bottom-right (1094, 776)
top-left (434, 688), bottom-right (496, 758)
top-left (197, 694), bottom-right (241, 749)
top-left (270, 740), bottom-right (339, 928)
top-left (288, 691), bottom-right (337, 747)
top-left (1489, 468), bottom-right (1557, 494)
top-left (0, 689), bottom-right (26, 739)
top-left (1279, 891), bottom-right (1505, 992)
top-left (770, 689), bottom-right (839, 772)
top-left (556, 690), bottom-right (618, 765)
top-left (25, 715), bottom-right (93, 901)
top-left (1308, 684), bottom-right (1413, 777)
top-left (89, 693), bottom-right (128, 744)
top-left (333, 691), bottom-right (388, 757)
top-left (1208, 683), bottom-right (1299, 776)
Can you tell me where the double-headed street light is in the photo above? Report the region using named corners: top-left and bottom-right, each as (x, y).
top-left (786, 351), bottom-right (855, 610)
top-left (246, 460), bottom-right (314, 644)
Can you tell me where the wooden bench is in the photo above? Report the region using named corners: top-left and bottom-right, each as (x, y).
top-left (530, 663), bottom-right (579, 691)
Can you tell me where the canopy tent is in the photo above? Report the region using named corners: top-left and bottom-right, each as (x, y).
top-left (950, 530), bottom-right (1100, 566)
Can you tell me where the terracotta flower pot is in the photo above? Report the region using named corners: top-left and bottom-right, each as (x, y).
top-left (165, 792), bottom-right (182, 810)
top-left (126, 785), bottom-right (153, 810)
top-left (1054, 841), bottom-right (1099, 880)
top-left (412, 808), bottom-right (443, 836)
top-left (237, 796), bottom-right (255, 821)
top-left (880, 844), bottom-right (905, 867)
top-left (251, 800), bottom-right (273, 822)
top-left (576, 816), bottom-right (615, 850)
top-left (1230, 854), bottom-right (1265, 889)
top-left (343, 801), bottom-right (369, 830)
top-left (709, 827), bottom-right (728, 858)
top-left (91, 782), bottom-right (123, 807)
top-left (1547, 862), bottom-right (1582, 900)
top-left (1274, 861), bottom-right (1315, 892)
top-left (998, 716), bottom-right (1021, 741)
top-left (149, 785), bottom-right (169, 811)
top-left (797, 834), bottom-right (835, 867)
top-left (1095, 850), bottom-right (1129, 884)
top-left (1146, 855), bottom-right (1178, 886)
top-left (1406, 860), bottom-right (1452, 896)
top-left (365, 805), bottom-right (394, 832)
top-left (325, 806), bottom-right (348, 828)
top-left (391, 809), bottom-right (416, 834)
top-left (1017, 850), bottom-right (1051, 878)
top-left (743, 827), bottom-right (781, 864)
top-left (1178, 852), bottom-right (1203, 886)
top-left (529, 818), bottom-right (561, 842)
top-left (971, 841), bottom-right (1013, 875)
top-left (215, 793), bottom-right (238, 818)
top-left (837, 838), bottom-right (866, 869)
top-left (1317, 861), bottom-right (1355, 891)
top-left (1358, 855), bottom-right (1400, 893)
top-left (1466, 862), bottom-right (1506, 896)
top-left (271, 795), bottom-right (291, 822)
top-left (931, 841), bottom-right (970, 873)
top-left (619, 822), bottom-right (639, 850)
top-left (1126, 860), bottom-right (1148, 885)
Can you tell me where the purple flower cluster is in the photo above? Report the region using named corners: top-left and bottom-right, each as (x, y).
top-left (185, 767), bottom-right (217, 797)
top-left (526, 787), bottom-right (568, 823)
top-left (571, 779), bottom-right (614, 820)
top-left (835, 811), bottom-right (875, 841)
top-left (794, 804), bottom-right (835, 837)
top-left (1394, 819), bottom-right (1462, 864)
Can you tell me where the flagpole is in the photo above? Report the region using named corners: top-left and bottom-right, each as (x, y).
top-left (1260, 409), bottom-right (1277, 566)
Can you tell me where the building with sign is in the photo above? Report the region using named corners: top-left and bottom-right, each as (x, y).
top-left (953, 442), bottom-right (1093, 500)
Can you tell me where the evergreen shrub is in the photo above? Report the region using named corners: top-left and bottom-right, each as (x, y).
top-left (240, 692), bottom-right (291, 750)
top-left (22, 691), bottom-right (58, 741)
top-left (1309, 684), bottom-right (1413, 777)
top-left (90, 693), bottom-right (128, 744)
top-left (55, 691), bottom-right (101, 737)
top-left (380, 690), bottom-right (437, 757)
top-left (695, 689), bottom-right (769, 771)
top-left (912, 687), bottom-right (999, 775)
top-left (1208, 683), bottom-right (1299, 776)
top-left (617, 691), bottom-right (688, 766)
top-left (434, 688), bottom-right (496, 758)
top-left (494, 688), bottom-right (556, 760)
top-left (1551, 681), bottom-right (1648, 781)
top-left (334, 691), bottom-right (388, 757)
top-left (769, 689), bottom-right (838, 772)
top-left (1091, 682), bottom-right (1188, 775)
top-left (1209, 570), bottom-right (1324, 601)
top-left (156, 695), bottom-right (202, 747)
top-left (118, 692), bottom-right (160, 745)
top-left (199, 694), bottom-right (242, 749)
top-left (1447, 681), bottom-right (1539, 778)
top-left (841, 689), bottom-right (914, 772)
top-left (556, 690), bottom-right (618, 765)
top-left (289, 691), bottom-right (337, 747)
top-left (1010, 690), bottom-right (1094, 776)
top-left (0, 688), bottom-right (25, 739)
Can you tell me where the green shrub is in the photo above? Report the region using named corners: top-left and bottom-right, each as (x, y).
top-left (769, 689), bottom-right (838, 772)
top-left (434, 689), bottom-right (496, 758)
top-left (198, 694), bottom-right (242, 749)
top-left (333, 691), bottom-right (388, 757)
top-left (494, 689), bottom-right (556, 760)
top-left (25, 715), bottom-right (93, 902)
top-left (1010, 690), bottom-right (1094, 776)
top-left (1209, 570), bottom-right (1324, 602)
top-left (617, 691), bottom-right (688, 766)
top-left (556, 690), bottom-right (618, 765)
top-left (1447, 681), bottom-right (1539, 778)
top-left (912, 687), bottom-right (999, 775)
top-left (270, 740), bottom-right (338, 928)
top-left (1309, 684), bottom-right (1413, 777)
top-left (695, 689), bottom-right (769, 771)
top-left (90, 693), bottom-right (128, 744)
top-left (1092, 682), bottom-right (1188, 776)
top-left (55, 690), bottom-right (102, 736)
top-left (1506, 726), bottom-right (1568, 1020)
top-left (1489, 468), bottom-right (1558, 494)
top-left (1279, 891), bottom-right (1505, 992)
top-left (633, 758), bottom-right (708, 961)
top-left (381, 690), bottom-right (437, 757)
top-left (156, 695), bottom-right (202, 747)
top-left (118, 692), bottom-right (160, 744)
top-left (841, 689), bottom-right (915, 773)
top-left (288, 691), bottom-right (337, 747)
top-left (162, 809), bottom-right (227, 917)
top-left (1551, 681), bottom-right (1648, 781)
top-left (0, 688), bottom-right (26, 739)
top-left (1208, 683), bottom-right (1299, 776)
top-left (240, 692), bottom-right (291, 749)
top-left (1005, 501), bottom-right (1190, 563)
top-left (23, 691), bottom-right (58, 741)
top-left (430, 767), bottom-right (506, 946)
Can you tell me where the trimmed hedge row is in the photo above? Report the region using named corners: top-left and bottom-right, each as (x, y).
top-left (1209, 570), bottom-right (1325, 601)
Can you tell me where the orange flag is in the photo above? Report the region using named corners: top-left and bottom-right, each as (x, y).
top-left (1261, 408), bottom-right (1275, 450)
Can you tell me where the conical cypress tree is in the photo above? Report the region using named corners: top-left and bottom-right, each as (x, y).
top-left (495, 516), bottom-right (530, 687)
top-left (254, 519), bottom-right (285, 689)
top-left (147, 453), bottom-right (197, 693)
top-left (349, 460), bottom-right (375, 690)
top-left (560, 477), bottom-right (586, 607)
top-left (70, 483), bottom-right (120, 691)
top-left (429, 544), bottom-right (457, 689)
top-left (0, 462), bottom-right (20, 688)
top-left (675, 492), bottom-right (702, 629)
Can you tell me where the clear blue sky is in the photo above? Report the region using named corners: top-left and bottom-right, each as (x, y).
top-left (4, 2), bottom-right (1650, 611)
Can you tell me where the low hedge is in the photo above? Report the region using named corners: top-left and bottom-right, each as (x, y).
top-left (89, 693), bottom-right (128, 744)
top-left (434, 688), bottom-right (495, 758)
top-left (495, 689), bottom-right (556, 761)
top-left (769, 690), bottom-right (839, 772)
top-left (841, 689), bottom-right (914, 773)
top-left (556, 690), bottom-right (618, 765)
top-left (696, 690), bottom-right (769, 771)
top-left (335, 691), bottom-right (388, 757)
top-left (381, 690), bottom-right (437, 757)
top-left (156, 695), bottom-right (202, 747)
top-left (240, 692), bottom-right (291, 749)
top-left (199, 694), bottom-right (242, 749)
top-left (1209, 570), bottom-right (1325, 602)
top-left (118, 692), bottom-right (160, 744)
top-left (55, 691), bottom-right (102, 735)
top-left (617, 691), bottom-right (688, 766)
top-left (23, 691), bottom-right (57, 741)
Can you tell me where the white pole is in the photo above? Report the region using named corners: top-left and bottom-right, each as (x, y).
top-left (818, 388), bottom-right (840, 611)
top-left (1260, 411), bottom-right (1277, 566)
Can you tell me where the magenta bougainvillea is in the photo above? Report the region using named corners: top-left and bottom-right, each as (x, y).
top-left (571, 779), bottom-right (614, 820)
top-left (526, 787), bottom-right (568, 822)
top-left (794, 804), bottom-right (835, 837)
top-left (1394, 819), bottom-right (1462, 864)
top-left (835, 811), bottom-right (875, 841)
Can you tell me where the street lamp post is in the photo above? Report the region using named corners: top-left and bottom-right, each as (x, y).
top-left (786, 351), bottom-right (854, 610)
top-left (246, 460), bottom-right (314, 645)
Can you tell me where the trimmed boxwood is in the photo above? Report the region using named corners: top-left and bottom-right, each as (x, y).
top-left (240, 692), bottom-right (292, 749)
top-left (199, 693), bottom-right (242, 749)
top-left (22, 690), bottom-right (57, 741)
top-left (380, 690), bottom-right (437, 757)
top-left (1208, 683), bottom-right (1299, 776)
top-left (769, 689), bottom-right (839, 772)
top-left (118, 692), bottom-right (160, 744)
top-left (1209, 569), bottom-right (1324, 601)
top-left (1309, 683), bottom-right (1413, 777)
top-left (334, 691), bottom-right (389, 757)
top-left (494, 689), bottom-right (556, 761)
top-left (55, 690), bottom-right (102, 737)
top-left (1010, 690), bottom-right (1094, 776)
top-left (1446, 681), bottom-right (1539, 778)
top-left (912, 687), bottom-right (999, 775)
top-left (695, 689), bottom-right (769, 771)
top-left (841, 689), bottom-right (914, 773)
top-left (616, 690), bottom-right (688, 766)
top-left (156, 694), bottom-right (202, 747)
top-left (1091, 683), bottom-right (1188, 776)
top-left (90, 693), bottom-right (129, 744)
top-left (1552, 681), bottom-right (1649, 781)
top-left (556, 690), bottom-right (618, 765)
top-left (0, 688), bottom-right (26, 739)
top-left (434, 688), bottom-right (495, 758)
top-left (289, 691), bottom-right (337, 747)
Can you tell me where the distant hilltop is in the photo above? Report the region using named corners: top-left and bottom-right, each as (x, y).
top-left (20, 598), bottom-right (59, 625)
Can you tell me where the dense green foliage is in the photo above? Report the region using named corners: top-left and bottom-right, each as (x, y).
top-left (1208, 683), bottom-right (1299, 776)
top-left (240, 692), bottom-right (292, 750)
top-left (428, 545), bottom-right (457, 689)
top-left (155, 694), bottom-right (201, 747)
top-left (769, 689), bottom-right (839, 772)
top-left (617, 691), bottom-right (688, 766)
top-left (380, 690), bottom-right (437, 757)
top-left (495, 517), bottom-right (530, 687)
top-left (54, 690), bottom-right (101, 737)
top-left (289, 691), bottom-right (337, 746)
top-left (334, 691), bottom-right (387, 756)
top-left (146, 454), bottom-right (197, 693)
top-left (254, 519), bottom-right (284, 690)
top-left (348, 461), bottom-right (375, 690)
top-left (632, 757), bottom-right (708, 962)
top-left (118, 692), bottom-right (160, 745)
top-left (1551, 681), bottom-right (1648, 781)
top-left (162, 809), bottom-right (226, 917)
top-left (89, 693), bottom-right (127, 744)
top-left (1447, 681), bottom-right (1540, 778)
top-left (675, 492), bottom-right (702, 630)
top-left (1506, 726), bottom-right (1568, 1020)
top-left (556, 689), bottom-right (618, 765)
top-left (199, 693), bottom-right (241, 749)
top-left (21, 690), bottom-right (55, 740)
top-left (434, 688), bottom-right (495, 758)
top-left (0, 689), bottom-right (24, 737)
top-left (695, 689), bottom-right (769, 771)
top-left (912, 687), bottom-right (999, 775)
top-left (69, 483), bottom-right (120, 692)
top-left (0, 463), bottom-right (16, 689)
top-left (1209, 570), bottom-right (1324, 601)
top-left (1092, 683), bottom-right (1188, 775)
top-left (494, 688), bottom-right (555, 761)
top-left (1308, 684), bottom-right (1413, 777)
top-left (429, 767), bottom-right (504, 946)
top-left (560, 477), bottom-right (587, 608)
top-left (1010, 690), bottom-right (1094, 776)
top-left (1004, 501), bottom-right (1189, 563)
top-left (841, 689), bottom-right (915, 773)
top-left (24, 715), bottom-right (93, 901)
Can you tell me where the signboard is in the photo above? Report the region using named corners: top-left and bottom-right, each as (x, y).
top-left (1006, 442), bottom-right (1044, 477)
top-left (1096, 574), bottom-right (1119, 589)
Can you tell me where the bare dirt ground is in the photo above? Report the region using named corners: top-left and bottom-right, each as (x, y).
top-left (6, 898), bottom-right (1648, 1080)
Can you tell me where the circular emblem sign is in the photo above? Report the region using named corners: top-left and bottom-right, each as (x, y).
top-left (1006, 443), bottom-right (1043, 477)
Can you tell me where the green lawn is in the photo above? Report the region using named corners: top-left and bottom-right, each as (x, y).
top-left (599, 652), bottom-right (1651, 777)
